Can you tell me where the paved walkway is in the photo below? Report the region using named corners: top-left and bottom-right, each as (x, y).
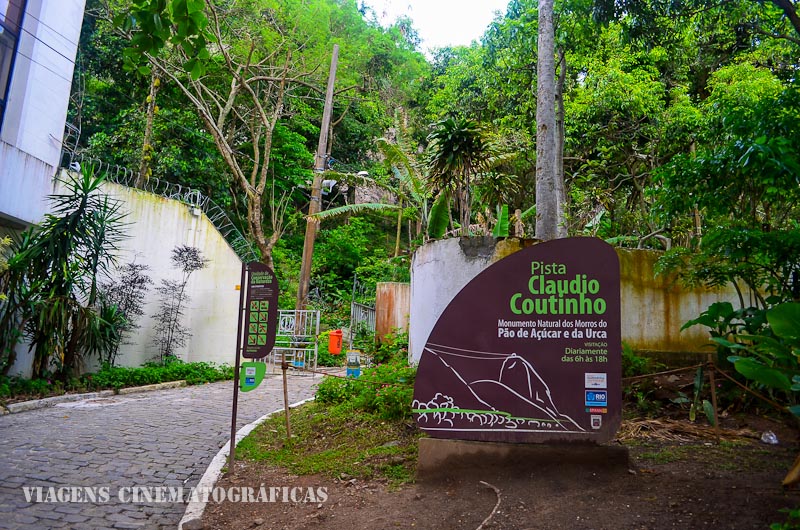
top-left (0, 374), bottom-right (321, 529)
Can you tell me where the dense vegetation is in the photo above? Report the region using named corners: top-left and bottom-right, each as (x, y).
top-left (68, 0), bottom-right (799, 297)
top-left (2, 1), bottom-right (799, 398)
top-left (0, 359), bottom-right (233, 406)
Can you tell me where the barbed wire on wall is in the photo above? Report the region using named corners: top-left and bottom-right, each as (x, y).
top-left (61, 154), bottom-right (258, 263)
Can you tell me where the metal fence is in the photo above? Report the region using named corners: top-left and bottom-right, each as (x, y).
top-left (349, 273), bottom-right (376, 349)
top-left (349, 302), bottom-right (376, 348)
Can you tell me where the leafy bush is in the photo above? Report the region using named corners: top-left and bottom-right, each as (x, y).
top-left (0, 374), bottom-right (87, 400)
top-left (315, 374), bottom-right (361, 404)
top-left (713, 302), bottom-right (800, 414)
top-left (151, 246), bottom-right (209, 361)
top-left (372, 329), bottom-right (409, 364)
top-left (88, 359), bottom-right (232, 390)
top-left (0, 168), bottom-right (127, 378)
top-left (315, 358), bottom-right (416, 420)
top-left (0, 360), bottom-right (234, 402)
top-left (771, 506), bottom-right (800, 530)
top-left (622, 342), bottom-right (652, 378)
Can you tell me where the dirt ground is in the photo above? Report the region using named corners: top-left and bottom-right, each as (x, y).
top-left (202, 413), bottom-right (800, 530)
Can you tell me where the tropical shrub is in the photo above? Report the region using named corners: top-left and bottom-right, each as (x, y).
top-left (151, 246), bottom-right (208, 361)
top-left (716, 303), bottom-right (800, 414)
top-left (0, 167), bottom-right (126, 378)
top-left (99, 262), bottom-right (153, 366)
top-left (315, 357), bottom-right (416, 420)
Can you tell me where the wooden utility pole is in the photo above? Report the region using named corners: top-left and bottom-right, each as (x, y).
top-left (296, 44), bottom-right (339, 310)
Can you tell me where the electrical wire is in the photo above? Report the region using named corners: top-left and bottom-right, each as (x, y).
top-left (2, 0), bottom-right (78, 67)
top-left (12, 48), bottom-right (72, 83)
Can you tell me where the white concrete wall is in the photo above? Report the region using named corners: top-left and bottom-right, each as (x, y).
top-left (0, 0), bottom-right (85, 227)
top-left (409, 238), bottom-right (742, 363)
top-left (100, 179), bottom-right (243, 368)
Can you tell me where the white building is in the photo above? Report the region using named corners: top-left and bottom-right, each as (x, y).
top-left (0, 0), bottom-right (85, 233)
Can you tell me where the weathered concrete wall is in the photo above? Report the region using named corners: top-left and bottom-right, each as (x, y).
top-left (409, 237), bottom-right (740, 363)
top-left (375, 282), bottom-right (411, 340)
top-left (616, 249), bottom-right (739, 354)
top-left (409, 237), bottom-right (530, 362)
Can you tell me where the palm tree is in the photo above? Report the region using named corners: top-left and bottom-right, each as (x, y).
top-left (375, 126), bottom-right (430, 255)
top-left (427, 117), bottom-right (492, 236)
top-left (309, 121), bottom-right (431, 255)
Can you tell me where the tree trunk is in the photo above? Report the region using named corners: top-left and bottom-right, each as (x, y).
top-left (394, 198), bottom-right (403, 257)
top-left (136, 74), bottom-right (160, 188)
top-left (772, 0), bottom-right (800, 38)
top-left (460, 183), bottom-right (471, 237)
top-left (535, 0), bottom-right (560, 241)
top-left (555, 48), bottom-right (567, 238)
top-left (248, 192), bottom-right (274, 269)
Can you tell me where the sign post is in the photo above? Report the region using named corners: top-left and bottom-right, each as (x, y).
top-left (228, 262), bottom-right (279, 471)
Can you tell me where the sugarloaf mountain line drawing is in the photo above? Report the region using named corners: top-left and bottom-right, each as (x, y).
top-left (413, 342), bottom-right (585, 433)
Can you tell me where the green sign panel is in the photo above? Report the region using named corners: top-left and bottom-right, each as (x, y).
top-left (240, 361), bottom-right (267, 392)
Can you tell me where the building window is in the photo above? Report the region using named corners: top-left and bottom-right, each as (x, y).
top-left (0, 0), bottom-right (25, 131)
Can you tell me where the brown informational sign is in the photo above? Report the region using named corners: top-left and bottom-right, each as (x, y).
top-left (242, 262), bottom-right (279, 359)
top-left (412, 237), bottom-right (621, 443)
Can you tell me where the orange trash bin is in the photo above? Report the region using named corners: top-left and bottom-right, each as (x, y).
top-left (328, 329), bottom-right (343, 354)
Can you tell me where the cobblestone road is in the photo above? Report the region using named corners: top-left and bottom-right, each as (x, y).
top-left (0, 374), bottom-right (320, 529)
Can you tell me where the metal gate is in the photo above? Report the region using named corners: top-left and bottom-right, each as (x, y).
top-left (349, 273), bottom-right (375, 348)
top-left (266, 310), bottom-right (320, 376)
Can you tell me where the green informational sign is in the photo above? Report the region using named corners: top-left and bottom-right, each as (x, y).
top-left (240, 361), bottom-right (267, 392)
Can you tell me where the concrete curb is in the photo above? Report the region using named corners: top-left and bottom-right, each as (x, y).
top-left (117, 380), bottom-right (187, 395)
top-left (3, 380), bottom-right (188, 414)
top-left (178, 396), bottom-right (316, 530)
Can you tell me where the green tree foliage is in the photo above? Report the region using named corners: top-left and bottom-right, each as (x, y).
top-left (375, 120), bottom-right (431, 253)
top-left (74, 0), bottom-right (234, 205)
top-left (75, 0), bottom-right (428, 275)
top-left (656, 65), bottom-right (800, 304)
top-left (70, 2), bottom-right (800, 338)
top-left (312, 217), bottom-right (375, 299)
top-left (659, 65), bottom-right (800, 229)
top-left (418, 0), bottom-right (799, 246)
top-left (0, 236), bottom-right (10, 301)
top-left (0, 168), bottom-right (126, 378)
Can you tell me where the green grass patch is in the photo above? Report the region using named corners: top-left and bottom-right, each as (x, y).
top-left (238, 399), bottom-right (422, 486)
